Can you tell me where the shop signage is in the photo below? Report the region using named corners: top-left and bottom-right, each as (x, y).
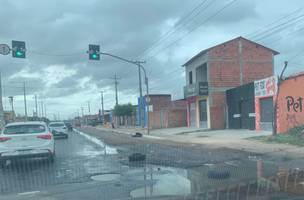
top-left (199, 82), bottom-right (208, 95)
top-left (254, 76), bottom-right (277, 97)
top-left (184, 81), bottom-right (208, 98)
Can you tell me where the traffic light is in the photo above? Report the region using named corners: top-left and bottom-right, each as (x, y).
top-left (88, 44), bottom-right (100, 60)
top-left (12, 40), bottom-right (26, 58)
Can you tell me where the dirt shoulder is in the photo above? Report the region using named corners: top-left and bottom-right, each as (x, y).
top-left (77, 126), bottom-right (257, 168)
top-left (78, 126), bottom-right (304, 161)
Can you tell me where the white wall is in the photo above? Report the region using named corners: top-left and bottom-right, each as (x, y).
top-left (185, 53), bottom-right (208, 85)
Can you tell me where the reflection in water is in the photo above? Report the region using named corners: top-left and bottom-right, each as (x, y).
top-left (130, 166), bottom-right (190, 198)
top-left (130, 159), bottom-right (304, 199)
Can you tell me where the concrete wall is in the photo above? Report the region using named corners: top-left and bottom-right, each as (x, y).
top-left (185, 53), bottom-right (208, 85)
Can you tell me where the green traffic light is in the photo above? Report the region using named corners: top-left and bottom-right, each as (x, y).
top-left (92, 54), bottom-right (97, 59)
top-left (16, 51), bottom-right (23, 57)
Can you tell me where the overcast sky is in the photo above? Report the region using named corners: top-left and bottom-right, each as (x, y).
top-left (1, 0), bottom-right (304, 119)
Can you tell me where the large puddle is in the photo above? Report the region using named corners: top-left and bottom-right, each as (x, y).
top-left (129, 159), bottom-right (304, 199)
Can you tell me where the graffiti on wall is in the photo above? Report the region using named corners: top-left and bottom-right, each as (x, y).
top-left (286, 96), bottom-right (303, 112)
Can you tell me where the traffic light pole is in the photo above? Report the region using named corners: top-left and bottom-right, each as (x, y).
top-left (98, 52), bottom-right (150, 135)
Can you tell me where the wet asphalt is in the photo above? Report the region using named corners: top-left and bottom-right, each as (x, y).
top-left (0, 130), bottom-right (121, 196)
top-left (1, 129), bottom-right (304, 200)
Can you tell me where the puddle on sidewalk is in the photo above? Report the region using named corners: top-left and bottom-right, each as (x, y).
top-left (129, 159), bottom-right (304, 199)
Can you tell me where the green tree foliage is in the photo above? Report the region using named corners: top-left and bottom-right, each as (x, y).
top-left (113, 103), bottom-right (134, 116)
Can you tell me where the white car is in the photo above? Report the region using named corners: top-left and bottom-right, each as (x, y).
top-left (0, 121), bottom-right (55, 166)
top-left (48, 122), bottom-right (68, 139)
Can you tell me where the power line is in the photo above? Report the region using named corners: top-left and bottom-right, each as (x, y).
top-left (137, 0), bottom-right (213, 59)
top-left (253, 13), bottom-right (304, 42)
top-left (246, 7), bottom-right (304, 38)
top-left (27, 50), bottom-right (84, 57)
top-left (144, 0), bottom-right (238, 61)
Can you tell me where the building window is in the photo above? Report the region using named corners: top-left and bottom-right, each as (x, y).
top-left (189, 71), bottom-right (193, 84)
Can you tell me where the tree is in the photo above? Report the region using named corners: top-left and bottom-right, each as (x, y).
top-left (113, 103), bottom-right (134, 117)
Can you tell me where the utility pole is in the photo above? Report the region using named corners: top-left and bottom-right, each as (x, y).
top-left (0, 73), bottom-right (4, 127)
top-left (34, 95), bottom-right (38, 117)
top-left (41, 101), bottom-right (44, 118)
top-left (110, 74), bottom-right (120, 106)
top-left (81, 107), bottom-right (84, 117)
top-left (100, 91), bottom-right (104, 124)
top-left (87, 101), bottom-right (91, 114)
top-left (138, 65), bottom-right (143, 128)
top-left (44, 103), bottom-right (47, 119)
top-left (23, 81), bottom-right (28, 121)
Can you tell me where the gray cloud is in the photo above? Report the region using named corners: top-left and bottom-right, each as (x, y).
top-left (1, 0), bottom-right (304, 118)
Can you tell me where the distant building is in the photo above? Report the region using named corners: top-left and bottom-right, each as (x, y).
top-left (183, 36), bottom-right (279, 129)
top-left (4, 111), bottom-right (15, 123)
top-left (139, 94), bottom-right (187, 129)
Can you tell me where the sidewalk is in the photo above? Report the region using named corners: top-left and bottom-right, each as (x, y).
top-left (94, 126), bottom-right (304, 159)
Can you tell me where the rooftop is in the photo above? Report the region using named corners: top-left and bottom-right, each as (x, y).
top-left (182, 36), bottom-right (280, 67)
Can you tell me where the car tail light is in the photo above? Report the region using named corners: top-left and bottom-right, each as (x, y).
top-left (0, 137), bottom-right (11, 142)
top-left (37, 134), bottom-right (52, 140)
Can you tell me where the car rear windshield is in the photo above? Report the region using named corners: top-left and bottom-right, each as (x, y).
top-left (49, 123), bottom-right (65, 127)
top-left (4, 124), bottom-right (46, 135)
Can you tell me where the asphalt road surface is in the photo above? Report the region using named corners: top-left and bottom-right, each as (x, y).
top-left (1, 129), bottom-right (302, 200)
top-left (0, 130), bottom-right (194, 200)
top-left (0, 131), bottom-right (124, 198)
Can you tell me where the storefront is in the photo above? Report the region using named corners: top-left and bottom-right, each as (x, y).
top-left (185, 82), bottom-right (209, 128)
top-left (254, 76), bottom-right (277, 131)
top-left (226, 83), bottom-right (255, 130)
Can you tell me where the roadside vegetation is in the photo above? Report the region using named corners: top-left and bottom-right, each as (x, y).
top-left (249, 125), bottom-right (304, 146)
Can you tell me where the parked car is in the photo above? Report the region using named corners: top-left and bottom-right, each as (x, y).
top-left (49, 121), bottom-right (68, 139)
top-left (0, 121), bottom-right (55, 166)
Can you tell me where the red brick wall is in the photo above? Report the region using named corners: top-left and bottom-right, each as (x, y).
top-left (208, 39), bottom-right (239, 59)
top-left (149, 95), bottom-right (171, 111)
top-left (149, 110), bottom-right (187, 129)
top-left (242, 39), bottom-right (273, 84)
top-left (210, 106), bottom-right (226, 129)
top-left (208, 38), bottom-right (274, 88)
top-left (243, 62), bottom-right (273, 84)
top-left (209, 92), bottom-right (226, 129)
top-left (242, 39), bottom-right (273, 61)
top-left (209, 61), bottom-right (240, 88)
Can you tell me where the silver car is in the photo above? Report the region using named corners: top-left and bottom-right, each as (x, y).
top-left (49, 121), bottom-right (68, 139)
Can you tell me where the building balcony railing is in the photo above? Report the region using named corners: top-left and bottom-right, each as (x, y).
top-left (184, 81), bottom-right (208, 98)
